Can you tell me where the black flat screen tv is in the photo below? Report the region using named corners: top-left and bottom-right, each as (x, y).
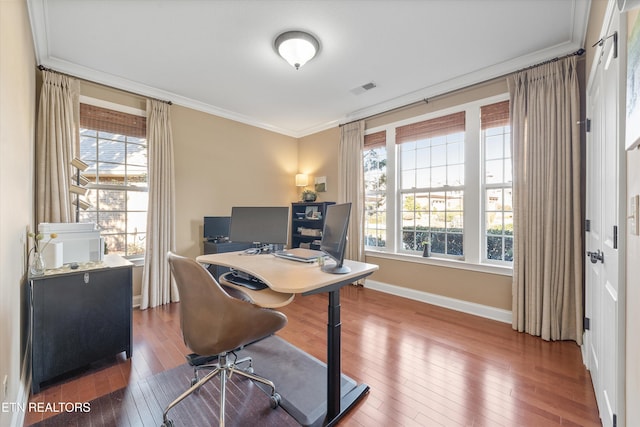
top-left (320, 202), bottom-right (351, 274)
top-left (203, 216), bottom-right (231, 241)
top-left (229, 206), bottom-right (289, 249)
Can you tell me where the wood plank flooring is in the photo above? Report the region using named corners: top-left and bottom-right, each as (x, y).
top-left (25, 286), bottom-right (601, 426)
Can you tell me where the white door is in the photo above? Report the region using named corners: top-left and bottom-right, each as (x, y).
top-left (585, 12), bottom-right (625, 427)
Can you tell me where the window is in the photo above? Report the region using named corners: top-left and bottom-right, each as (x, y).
top-left (363, 95), bottom-right (512, 269)
top-left (364, 131), bottom-right (387, 248)
top-left (481, 101), bottom-right (513, 262)
top-left (397, 112), bottom-right (465, 257)
top-left (78, 103), bottom-right (148, 257)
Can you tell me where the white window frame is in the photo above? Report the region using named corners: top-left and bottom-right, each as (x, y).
top-left (364, 94), bottom-right (512, 276)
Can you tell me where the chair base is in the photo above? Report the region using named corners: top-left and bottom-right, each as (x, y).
top-left (189, 353), bottom-right (252, 387)
top-left (162, 352), bottom-right (281, 427)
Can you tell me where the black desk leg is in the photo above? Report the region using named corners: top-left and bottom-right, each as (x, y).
top-left (327, 289), bottom-right (341, 419)
top-left (325, 289), bottom-right (370, 426)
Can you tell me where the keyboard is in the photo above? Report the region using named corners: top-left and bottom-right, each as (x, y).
top-left (224, 274), bottom-right (268, 291)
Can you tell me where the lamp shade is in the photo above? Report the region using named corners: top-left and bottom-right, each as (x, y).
top-left (275, 31), bottom-right (319, 70)
top-left (295, 173), bottom-right (308, 187)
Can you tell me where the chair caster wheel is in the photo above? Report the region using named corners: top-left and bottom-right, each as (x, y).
top-left (270, 392), bottom-right (281, 409)
top-left (161, 418), bottom-right (174, 427)
top-left (190, 377), bottom-right (198, 387)
top-left (244, 367), bottom-right (254, 374)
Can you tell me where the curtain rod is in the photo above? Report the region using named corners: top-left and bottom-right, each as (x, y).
top-left (37, 65), bottom-right (173, 105)
top-left (513, 47), bottom-right (585, 74)
top-left (340, 47), bottom-right (585, 128)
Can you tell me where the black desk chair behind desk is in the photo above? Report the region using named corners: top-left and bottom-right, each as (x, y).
top-left (162, 252), bottom-right (288, 427)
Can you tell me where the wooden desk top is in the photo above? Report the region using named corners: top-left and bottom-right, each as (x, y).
top-left (196, 251), bottom-right (379, 295)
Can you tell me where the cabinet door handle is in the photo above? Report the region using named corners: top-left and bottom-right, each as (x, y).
top-left (84, 273), bottom-right (90, 284)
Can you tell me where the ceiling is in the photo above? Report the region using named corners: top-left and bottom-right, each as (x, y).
top-left (27, 0), bottom-right (591, 138)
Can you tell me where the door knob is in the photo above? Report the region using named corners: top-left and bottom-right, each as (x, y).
top-left (586, 249), bottom-right (604, 264)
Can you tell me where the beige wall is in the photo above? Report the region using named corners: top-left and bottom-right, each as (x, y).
top-left (366, 256), bottom-right (511, 309)
top-left (299, 79), bottom-right (513, 311)
top-left (297, 126), bottom-right (340, 204)
top-left (0, 0), bottom-right (36, 424)
top-left (170, 105), bottom-right (298, 258)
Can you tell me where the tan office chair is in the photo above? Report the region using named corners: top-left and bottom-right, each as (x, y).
top-left (162, 252), bottom-right (288, 427)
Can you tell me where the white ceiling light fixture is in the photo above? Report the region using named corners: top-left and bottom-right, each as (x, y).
top-left (274, 30), bottom-right (320, 70)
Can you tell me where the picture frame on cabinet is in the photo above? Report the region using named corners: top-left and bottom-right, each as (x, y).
top-left (315, 176), bottom-right (327, 192)
top-left (305, 206), bottom-right (318, 218)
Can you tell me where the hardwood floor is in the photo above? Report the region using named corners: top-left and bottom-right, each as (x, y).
top-left (25, 286), bottom-right (601, 426)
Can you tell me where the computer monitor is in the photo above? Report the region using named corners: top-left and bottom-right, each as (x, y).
top-left (203, 216), bottom-right (231, 241)
top-left (229, 206), bottom-right (289, 250)
top-left (320, 203), bottom-right (352, 274)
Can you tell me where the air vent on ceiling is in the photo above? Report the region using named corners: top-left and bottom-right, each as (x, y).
top-left (350, 81), bottom-right (377, 95)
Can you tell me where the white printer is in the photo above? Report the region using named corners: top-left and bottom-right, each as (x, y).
top-left (38, 222), bottom-right (104, 267)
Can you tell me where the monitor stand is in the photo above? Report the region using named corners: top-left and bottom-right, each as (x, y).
top-left (321, 264), bottom-right (351, 274)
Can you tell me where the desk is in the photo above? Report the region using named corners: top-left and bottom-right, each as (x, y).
top-left (196, 252), bottom-right (379, 426)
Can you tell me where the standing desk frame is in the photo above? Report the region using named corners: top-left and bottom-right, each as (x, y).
top-left (196, 252), bottom-right (378, 426)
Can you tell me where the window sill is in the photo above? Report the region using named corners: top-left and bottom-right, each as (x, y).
top-left (124, 255), bottom-right (145, 267)
top-left (364, 250), bottom-right (513, 276)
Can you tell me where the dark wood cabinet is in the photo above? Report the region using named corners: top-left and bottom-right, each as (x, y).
top-left (290, 202), bottom-right (335, 250)
top-left (29, 255), bottom-right (133, 393)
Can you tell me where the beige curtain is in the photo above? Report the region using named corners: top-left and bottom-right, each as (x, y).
top-left (338, 121), bottom-right (365, 263)
top-left (141, 100), bottom-right (177, 309)
top-left (36, 70), bottom-right (80, 224)
top-left (508, 56), bottom-right (583, 344)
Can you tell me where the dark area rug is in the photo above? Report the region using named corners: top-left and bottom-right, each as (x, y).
top-left (236, 335), bottom-right (358, 427)
top-left (31, 335), bottom-right (359, 427)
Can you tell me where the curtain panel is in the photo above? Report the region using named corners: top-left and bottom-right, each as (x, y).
top-left (508, 56), bottom-right (583, 344)
top-left (36, 70), bottom-right (80, 224)
top-left (338, 121), bottom-right (365, 264)
top-left (141, 100), bottom-right (177, 309)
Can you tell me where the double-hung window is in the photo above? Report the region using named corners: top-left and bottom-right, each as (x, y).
top-left (363, 95), bottom-right (512, 270)
top-left (481, 101), bottom-right (513, 262)
top-left (397, 111), bottom-right (465, 257)
top-left (78, 102), bottom-right (148, 257)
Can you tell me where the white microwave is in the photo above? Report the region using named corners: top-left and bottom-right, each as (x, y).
top-left (38, 222), bottom-right (104, 266)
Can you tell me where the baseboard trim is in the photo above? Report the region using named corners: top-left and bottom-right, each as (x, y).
top-left (581, 331), bottom-right (589, 368)
top-left (364, 279), bottom-right (512, 324)
top-left (132, 295), bottom-right (141, 308)
top-left (11, 341), bottom-right (31, 427)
